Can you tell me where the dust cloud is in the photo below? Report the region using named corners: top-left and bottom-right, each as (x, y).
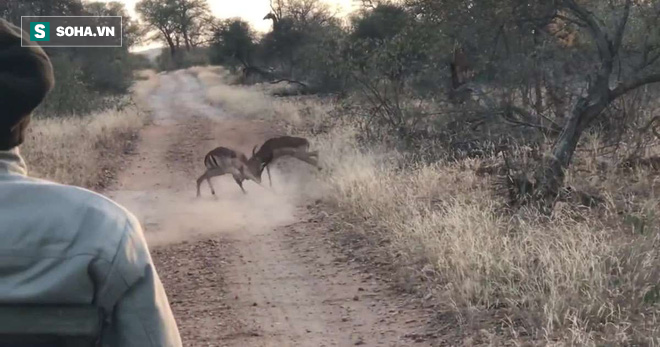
top-left (110, 68), bottom-right (324, 247)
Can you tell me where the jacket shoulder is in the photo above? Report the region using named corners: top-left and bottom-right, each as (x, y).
top-left (4, 176), bottom-right (140, 258)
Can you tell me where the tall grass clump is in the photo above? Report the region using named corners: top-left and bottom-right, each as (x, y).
top-left (21, 71), bottom-right (158, 189)
top-left (21, 104), bottom-right (148, 189)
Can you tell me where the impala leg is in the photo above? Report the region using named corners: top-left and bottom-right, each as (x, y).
top-left (202, 168), bottom-right (227, 197)
top-left (196, 172), bottom-right (207, 197)
top-left (266, 165), bottom-right (272, 187)
top-left (233, 175), bottom-right (247, 194)
top-left (206, 176), bottom-right (217, 196)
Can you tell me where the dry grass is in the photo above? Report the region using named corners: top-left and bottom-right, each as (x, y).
top-left (188, 65), bottom-right (238, 87)
top-left (201, 71), bottom-right (331, 128)
top-left (21, 105), bottom-right (147, 189)
top-left (310, 122), bottom-right (660, 345)
top-left (20, 72), bottom-right (155, 188)
top-left (132, 69), bottom-right (161, 104)
top-left (189, 66), bottom-right (660, 344)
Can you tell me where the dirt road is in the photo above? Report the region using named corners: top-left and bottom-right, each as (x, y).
top-left (109, 69), bottom-right (435, 346)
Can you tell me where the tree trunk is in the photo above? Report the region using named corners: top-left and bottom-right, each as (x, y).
top-left (534, 113), bottom-right (580, 213)
top-left (534, 96), bottom-right (608, 213)
top-left (532, 30), bottom-right (544, 115)
top-left (534, 74), bottom-right (543, 115)
top-left (183, 31), bottom-right (191, 51)
top-left (545, 81), bottom-right (567, 122)
top-left (165, 35), bottom-right (176, 57)
top-left (450, 62), bottom-right (461, 90)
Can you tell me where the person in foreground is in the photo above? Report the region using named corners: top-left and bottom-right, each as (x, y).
top-left (0, 18), bottom-right (182, 346)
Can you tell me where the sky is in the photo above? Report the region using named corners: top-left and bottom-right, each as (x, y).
top-left (101, 0), bottom-right (357, 52)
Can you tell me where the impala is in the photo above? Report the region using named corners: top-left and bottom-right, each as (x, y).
top-left (247, 136), bottom-right (321, 187)
top-left (196, 146), bottom-right (261, 196)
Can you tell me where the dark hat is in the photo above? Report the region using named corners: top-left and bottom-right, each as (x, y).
top-left (0, 18), bottom-right (55, 150)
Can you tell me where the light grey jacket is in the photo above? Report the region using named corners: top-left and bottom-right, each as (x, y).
top-left (0, 149), bottom-right (182, 346)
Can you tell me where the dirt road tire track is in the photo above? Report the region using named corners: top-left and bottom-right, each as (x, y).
top-left (111, 70), bottom-right (437, 346)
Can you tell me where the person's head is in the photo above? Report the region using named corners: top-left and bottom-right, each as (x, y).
top-left (0, 19), bottom-right (54, 150)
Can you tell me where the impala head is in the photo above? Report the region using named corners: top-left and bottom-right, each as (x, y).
top-left (246, 155), bottom-right (266, 178)
top-left (240, 164), bottom-right (261, 184)
top-left (244, 144), bottom-right (266, 178)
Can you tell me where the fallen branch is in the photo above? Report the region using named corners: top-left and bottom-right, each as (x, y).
top-left (269, 78), bottom-right (308, 89)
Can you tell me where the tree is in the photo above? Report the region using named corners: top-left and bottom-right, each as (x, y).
top-left (209, 19), bottom-right (256, 68)
top-left (185, 10), bottom-right (215, 48)
top-left (260, 0), bottom-right (335, 77)
top-left (136, 0), bottom-right (179, 57)
top-left (173, 0), bottom-right (211, 51)
top-left (532, 0), bottom-right (660, 211)
top-left (0, 0), bottom-right (84, 24)
top-left (351, 3), bottom-right (408, 42)
top-left (80, 1), bottom-right (140, 93)
top-left (404, 0), bottom-right (660, 211)
top-left (85, 1), bottom-right (141, 49)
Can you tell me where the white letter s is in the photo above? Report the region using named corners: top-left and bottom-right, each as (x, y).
top-left (34, 24), bottom-right (45, 39)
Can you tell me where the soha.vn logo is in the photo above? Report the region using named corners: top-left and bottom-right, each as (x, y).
top-left (29, 22), bottom-right (116, 41)
top-left (29, 22), bottom-right (50, 41)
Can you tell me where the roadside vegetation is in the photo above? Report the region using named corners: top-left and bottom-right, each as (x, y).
top-left (21, 103), bottom-right (149, 189)
top-left (20, 70), bottom-right (157, 189)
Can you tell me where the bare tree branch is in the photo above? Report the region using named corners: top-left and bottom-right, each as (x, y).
top-left (501, 106), bottom-right (562, 135)
top-left (637, 7), bottom-right (660, 71)
top-left (269, 78), bottom-right (308, 88)
top-left (613, 0), bottom-right (632, 55)
top-left (648, 51), bottom-right (660, 67)
top-left (611, 72), bottom-right (660, 99)
top-left (554, 14), bottom-right (587, 28)
top-left (562, 0), bottom-right (613, 68)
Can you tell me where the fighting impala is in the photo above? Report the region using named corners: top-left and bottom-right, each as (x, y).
top-left (246, 136), bottom-right (321, 187)
top-left (196, 146), bottom-right (261, 197)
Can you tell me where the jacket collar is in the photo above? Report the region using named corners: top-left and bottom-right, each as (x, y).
top-left (0, 148), bottom-right (28, 176)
